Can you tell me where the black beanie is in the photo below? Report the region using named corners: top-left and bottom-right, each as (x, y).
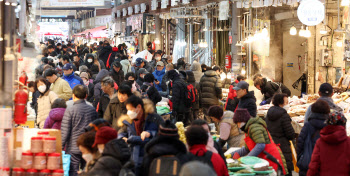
top-left (168, 70), bottom-right (179, 81)
top-left (158, 120), bottom-right (179, 137)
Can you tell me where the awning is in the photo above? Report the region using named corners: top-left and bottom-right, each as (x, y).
top-left (74, 26), bottom-right (107, 38)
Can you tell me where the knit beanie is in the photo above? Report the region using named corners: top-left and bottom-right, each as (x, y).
top-left (92, 126), bottom-right (117, 147)
top-left (168, 70), bottom-right (179, 81)
top-left (327, 111), bottom-right (347, 126)
top-left (158, 120), bottom-right (179, 137)
top-left (233, 108), bottom-right (251, 123)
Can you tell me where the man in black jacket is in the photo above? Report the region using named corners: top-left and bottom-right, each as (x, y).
top-left (233, 81), bottom-right (257, 117)
top-left (136, 68), bottom-right (148, 87)
top-left (254, 77), bottom-right (291, 105)
top-left (110, 61), bottom-right (124, 86)
top-left (61, 85), bottom-right (98, 176)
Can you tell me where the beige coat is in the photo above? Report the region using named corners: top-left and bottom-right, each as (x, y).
top-left (50, 77), bottom-right (72, 101)
top-left (37, 90), bottom-right (58, 128)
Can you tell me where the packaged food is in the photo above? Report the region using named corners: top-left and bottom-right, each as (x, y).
top-left (21, 152), bottom-right (33, 169)
top-left (12, 167), bottom-right (25, 176)
top-left (31, 137), bottom-right (43, 153)
top-left (47, 153), bottom-right (61, 170)
top-left (34, 153), bottom-right (47, 170)
top-left (39, 169), bottom-right (51, 176)
top-left (1, 167), bottom-right (10, 176)
top-left (37, 131), bottom-right (50, 137)
top-left (26, 169), bottom-right (38, 176)
top-left (43, 136), bottom-right (56, 153)
top-left (52, 169), bottom-right (64, 176)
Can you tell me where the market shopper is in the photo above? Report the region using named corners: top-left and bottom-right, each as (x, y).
top-left (110, 61), bottom-right (124, 86)
top-left (103, 84), bottom-right (131, 130)
top-left (225, 74), bottom-right (246, 111)
top-left (125, 72), bottom-right (140, 91)
top-left (254, 76), bottom-right (291, 105)
top-left (47, 45), bottom-right (58, 57)
top-left (35, 77), bottom-right (58, 128)
top-left (152, 61), bottom-right (166, 92)
top-left (88, 126), bottom-right (131, 176)
top-left (62, 63), bottom-right (84, 89)
top-left (136, 68), bottom-right (148, 88)
top-left (160, 63), bottom-right (174, 92)
top-left (297, 99), bottom-right (330, 176)
top-left (185, 126), bottom-right (229, 176)
top-left (135, 58), bottom-right (153, 74)
top-left (43, 98), bottom-right (66, 129)
top-left (265, 93), bottom-right (295, 175)
top-left (80, 72), bottom-right (94, 103)
top-left (117, 96), bottom-right (164, 175)
top-left (99, 42), bottom-right (112, 66)
top-left (93, 69), bottom-right (110, 108)
top-left (76, 131), bottom-right (99, 173)
top-left (190, 61), bottom-right (203, 83)
top-left (61, 85), bottom-right (98, 176)
top-left (140, 73), bottom-right (162, 106)
top-left (233, 81), bottom-right (257, 117)
top-left (28, 81), bottom-right (40, 116)
top-left (229, 108), bottom-right (288, 175)
top-left (208, 106), bottom-right (243, 148)
top-left (98, 77), bottom-right (116, 118)
top-left (44, 68), bottom-right (72, 101)
top-left (186, 70), bottom-right (201, 120)
top-left (304, 83), bottom-right (343, 122)
top-left (199, 68), bottom-right (223, 121)
top-left (307, 112), bottom-right (350, 176)
top-left (120, 55), bottom-right (132, 76)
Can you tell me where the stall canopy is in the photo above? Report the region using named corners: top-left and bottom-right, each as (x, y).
top-left (36, 25), bottom-right (66, 36)
top-left (74, 26), bottom-right (107, 38)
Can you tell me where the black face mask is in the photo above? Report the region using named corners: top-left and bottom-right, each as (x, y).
top-left (240, 123), bottom-right (247, 132)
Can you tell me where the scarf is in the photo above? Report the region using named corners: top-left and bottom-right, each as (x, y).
top-left (134, 110), bottom-right (145, 136)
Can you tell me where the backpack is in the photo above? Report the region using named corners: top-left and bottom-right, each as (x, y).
top-left (185, 83), bottom-right (198, 107)
top-left (188, 150), bottom-right (214, 169)
top-left (297, 125), bottom-right (316, 171)
top-left (149, 155), bottom-right (182, 176)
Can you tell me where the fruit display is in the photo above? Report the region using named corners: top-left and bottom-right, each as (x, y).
top-left (175, 122), bottom-right (186, 144)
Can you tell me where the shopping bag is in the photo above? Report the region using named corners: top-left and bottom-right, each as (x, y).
top-left (62, 151), bottom-right (71, 176)
top-left (290, 140), bottom-right (299, 173)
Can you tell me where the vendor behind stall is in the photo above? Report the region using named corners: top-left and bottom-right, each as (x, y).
top-left (254, 76), bottom-right (291, 105)
top-left (227, 108), bottom-right (288, 175)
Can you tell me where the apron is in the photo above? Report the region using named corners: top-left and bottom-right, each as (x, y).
top-left (244, 129), bottom-right (287, 175)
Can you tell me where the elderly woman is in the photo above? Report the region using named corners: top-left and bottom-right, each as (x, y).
top-left (36, 77), bottom-right (58, 128)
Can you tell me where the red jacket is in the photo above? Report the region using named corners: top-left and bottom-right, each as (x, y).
top-left (189, 144), bottom-right (229, 176)
top-left (225, 80), bottom-right (239, 110)
top-left (307, 125), bottom-right (350, 176)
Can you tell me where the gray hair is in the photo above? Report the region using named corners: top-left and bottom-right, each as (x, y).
top-left (79, 65), bottom-right (88, 73)
top-left (101, 76), bottom-right (115, 87)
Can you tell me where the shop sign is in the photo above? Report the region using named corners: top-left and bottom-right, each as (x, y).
top-left (40, 0), bottom-right (104, 8)
top-left (123, 8), bottom-right (127, 17)
top-left (141, 3), bottom-right (147, 13)
top-left (128, 6), bottom-right (133, 15)
top-left (232, 63), bottom-right (240, 71)
top-left (135, 4), bottom-right (140, 14)
top-left (297, 0), bottom-right (324, 26)
top-left (287, 63), bottom-right (294, 67)
top-left (161, 0), bottom-right (168, 9)
top-left (117, 10), bottom-right (121, 18)
top-left (151, 0), bottom-right (158, 10)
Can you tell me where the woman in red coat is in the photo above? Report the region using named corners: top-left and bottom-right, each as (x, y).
top-left (307, 112), bottom-right (350, 176)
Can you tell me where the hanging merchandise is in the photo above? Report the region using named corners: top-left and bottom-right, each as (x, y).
top-left (219, 1), bottom-right (230, 20)
top-left (297, 0), bottom-right (325, 26)
top-left (225, 54), bottom-right (232, 69)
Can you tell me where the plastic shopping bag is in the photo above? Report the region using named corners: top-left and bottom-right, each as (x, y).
top-left (62, 151), bottom-right (71, 176)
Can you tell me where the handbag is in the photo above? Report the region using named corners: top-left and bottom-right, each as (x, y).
top-left (290, 140), bottom-right (299, 173)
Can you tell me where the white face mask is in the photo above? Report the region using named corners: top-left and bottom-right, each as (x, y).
top-left (156, 57), bottom-right (161, 61)
top-left (58, 46), bottom-right (62, 49)
top-left (98, 147), bottom-right (104, 154)
top-left (71, 49), bottom-right (75, 52)
top-left (283, 105), bottom-right (290, 111)
top-left (38, 85), bottom-right (47, 93)
top-left (127, 110), bottom-right (138, 120)
top-left (82, 154), bottom-right (93, 163)
top-left (88, 59), bottom-right (93, 63)
top-left (83, 80), bottom-right (89, 86)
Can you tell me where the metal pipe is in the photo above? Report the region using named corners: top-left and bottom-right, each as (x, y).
top-left (189, 20), bottom-right (193, 64)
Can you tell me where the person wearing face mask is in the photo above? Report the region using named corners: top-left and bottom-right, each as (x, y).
top-left (77, 131), bottom-right (99, 173)
top-left (55, 43), bottom-right (62, 54)
top-left (80, 72), bottom-right (94, 103)
top-left (110, 61), bottom-right (124, 87)
top-left (265, 93), bottom-right (295, 176)
top-left (228, 108), bottom-right (289, 175)
top-left (125, 72), bottom-right (140, 92)
top-left (120, 55), bottom-right (132, 76)
top-left (136, 68), bottom-right (148, 88)
top-left (233, 81), bottom-right (257, 117)
top-left (35, 77), bottom-right (58, 129)
top-left (44, 68), bottom-right (72, 101)
top-left (152, 61), bottom-right (166, 92)
top-left (62, 63), bottom-right (84, 90)
top-left (117, 95), bottom-right (164, 175)
top-left (88, 126), bottom-right (131, 176)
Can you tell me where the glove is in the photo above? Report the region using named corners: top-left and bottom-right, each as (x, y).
top-left (225, 153), bottom-right (232, 159)
top-left (260, 100), bottom-right (267, 106)
top-left (233, 152), bottom-right (241, 159)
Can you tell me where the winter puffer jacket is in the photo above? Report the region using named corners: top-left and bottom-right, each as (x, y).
top-left (62, 73), bottom-right (84, 90)
top-left (43, 108), bottom-right (66, 130)
top-left (225, 80), bottom-right (239, 111)
top-left (141, 136), bottom-right (190, 176)
top-left (141, 83), bottom-right (162, 106)
top-left (103, 94), bottom-right (127, 131)
top-left (98, 93), bottom-right (111, 118)
top-left (99, 45), bottom-right (112, 66)
top-left (186, 71), bottom-right (201, 110)
top-left (152, 68), bottom-right (166, 91)
top-left (199, 70), bottom-right (223, 106)
top-left (37, 91), bottom-right (58, 129)
top-left (307, 125), bottom-right (350, 176)
top-left (110, 69), bottom-right (124, 86)
top-left (260, 78), bottom-right (291, 104)
top-left (61, 100), bottom-right (98, 153)
top-left (237, 91), bottom-right (257, 117)
top-left (171, 77), bottom-right (190, 113)
top-left (88, 138), bottom-right (131, 176)
top-left (93, 69), bottom-right (110, 107)
top-left (265, 106), bottom-right (295, 171)
top-left (190, 61), bottom-right (203, 83)
top-left (161, 71), bottom-right (170, 92)
top-left (296, 113), bottom-right (328, 176)
top-left (120, 59), bottom-right (132, 76)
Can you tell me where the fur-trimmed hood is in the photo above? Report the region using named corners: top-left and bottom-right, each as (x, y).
top-left (117, 98), bottom-right (155, 127)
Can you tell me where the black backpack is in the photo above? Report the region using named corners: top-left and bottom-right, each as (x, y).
top-left (188, 150), bottom-right (214, 169)
top-left (149, 155), bottom-right (182, 176)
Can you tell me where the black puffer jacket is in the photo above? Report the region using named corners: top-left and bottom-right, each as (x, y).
top-left (98, 93), bottom-right (111, 118)
top-left (110, 69), bottom-right (124, 86)
top-left (296, 113), bottom-right (327, 176)
top-left (88, 139), bottom-right (131, 176)
top-left (161, 71), bottom-right (170, 92)
top-left (141, 83), bottom-right (162, 106)
top-left (260, 78), bottom-right (291, 104)
top-left (136, 77), bottom-right (145, 88)
top-left (141, 136), bottom-right (190, 176)
top-left (186, 71), bottom-right (201, 110)
top-left (99, 45), bottom-right (112, 66)
top-left (171, 77), bottom-right (190, 113)
top-left (265, 106), bottom-right (295, 171)
top-left (87, 82), bottom-right (94, 103)
top-left (199, 70), bottom-right (222, 105)
top-left (237, 91), bottom-right (257, 117)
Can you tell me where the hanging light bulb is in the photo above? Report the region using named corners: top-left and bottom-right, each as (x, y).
top-left (337, 40), bottom-right (343, 47)
top-left (290, 25), bottom-right (297, 35)
top-left (299, 26), bottom-right (305, 37)
top-left (154, 38), bottom-right (160, 45)
top-left (262, 27), bottom-right (268, 38)
top-left (304, 27), bottom-right (311, 38)
top-left (341, 0), bottom-right (350, 6)
top-left (241, 69), bottom-right (246, 75)
top-left (320, 25), bottom-right (327, 34)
